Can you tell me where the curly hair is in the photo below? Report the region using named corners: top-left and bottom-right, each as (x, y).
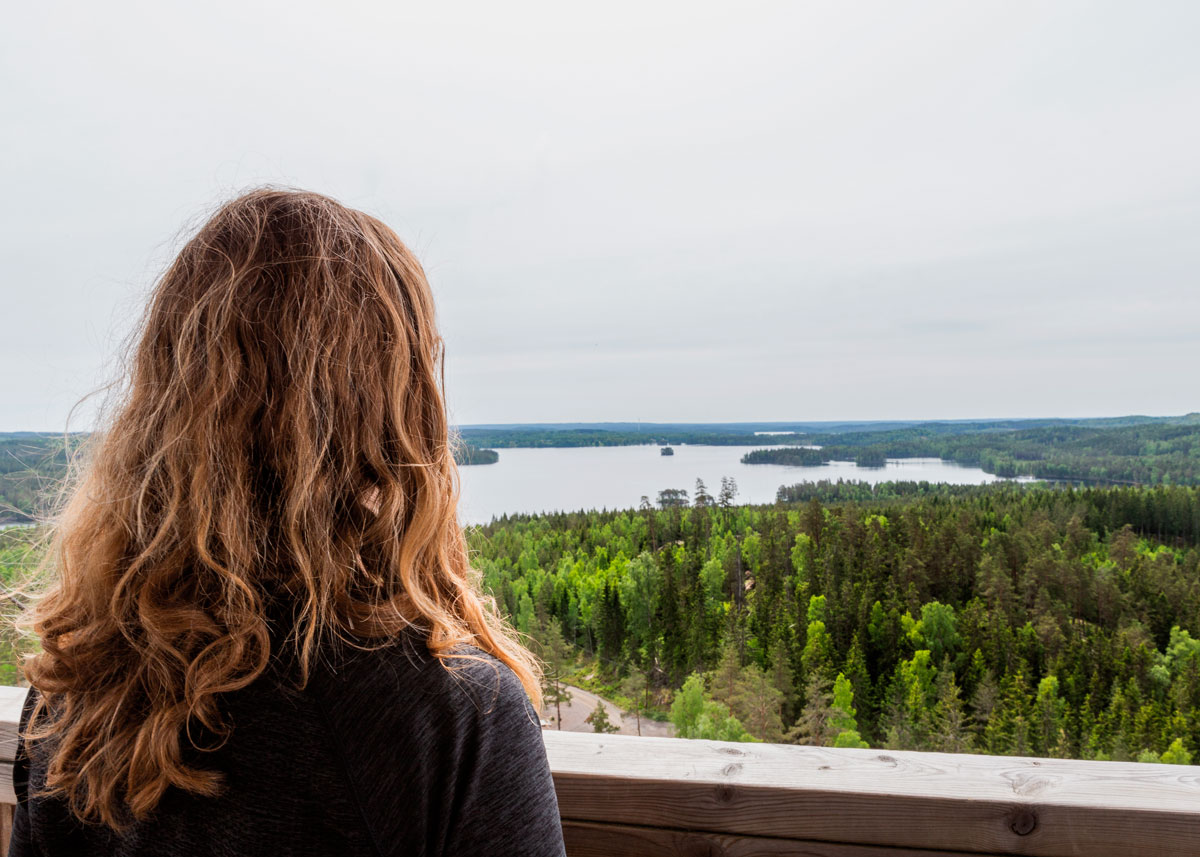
top-left (19, 188), bottom-right (541, 829)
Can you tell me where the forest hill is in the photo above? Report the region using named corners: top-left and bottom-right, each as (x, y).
top-left (470, 482), bottom-right (1200, 763)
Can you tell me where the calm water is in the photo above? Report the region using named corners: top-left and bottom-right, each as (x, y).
top-left (457, 445), bottom-right (1018, 524)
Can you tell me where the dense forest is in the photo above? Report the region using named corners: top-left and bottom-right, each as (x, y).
top-left (473, 481), bottom-right (1200, 762)
top-left (744, 418), bottom-right (1200, 485)
top-left (4, 480), bottom-right (1200, 762)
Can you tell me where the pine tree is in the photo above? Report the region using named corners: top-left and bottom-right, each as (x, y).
top-left (802, 614), bottom-right (835, 684)
top-left (766, 633), bottom-right (797, 725)
top-left (585, 701), bottom-right (620, 734)
top-left (534, 618), bottom-right (574, 730)
top-left (985, 672), bottom-right (1033, 756)
top-left (842, 635), bottom-right (874, 739)
top-left (620, 670), bottom-right (649, 736)
top-left (930, 664), bottom-right (970, 753)
top-left (730, 664), bottom-right (785, 742)
top-left (1033, 675), bottom-right (1068, 758)
top-left (710, 640), bottom-right (743, 707)
top-left (787, 673), bottom-right (835, 746)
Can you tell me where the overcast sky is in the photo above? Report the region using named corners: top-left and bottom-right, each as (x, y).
top-left (3, 1), bottom-right (1198, 432)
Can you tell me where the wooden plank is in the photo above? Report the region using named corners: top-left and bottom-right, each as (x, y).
top-left (0, 803), bottom-right (12, 857)
top-left (0, 762), bottom-right (13, 805)
top-left (0, 689), bottom-right (1195, 856)
top-left (562, 820), bottom-right (1005, 857)
top-left (545, 731), bottom-right (1200, 857)
top-left (0, 686), bottom-right (27, 764)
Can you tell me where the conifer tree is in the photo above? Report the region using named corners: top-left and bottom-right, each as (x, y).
top-left (787, 672), bottom-right (835, 746)
top-left (1033, 675), bottom-right (1068, 757)
top-left (730, 664), bottom-right (785, 742)
top-left (620, 670), bottom-right (649, 736)
top-left (535, 618), bottom-right (574, 730)
top-left (930, 664), bottom-right (970, 753)
top-left (585, 701), bottom-right (620, 734)
top-left (829, 673), bottom-right (869, 748)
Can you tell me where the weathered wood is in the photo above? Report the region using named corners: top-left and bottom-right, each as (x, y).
top-left (562, 820), bottom-right (1007, 857)
top-left (0, 803), bottom-right (12, 857)
top-left (0, 686), bottom-right (26, 857)
top-left (0, 686), bottom-right (25, 857)
top-left (0, 686), bottom-right (27, 764)
top-left (0, 763), bottom-right (13, 805)
top-left (0, 688), bottom-right (1196, 857)
top-left (545, 731), bottom-right (1200, 857)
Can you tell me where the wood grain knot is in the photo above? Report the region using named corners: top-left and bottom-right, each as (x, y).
top-left (681, 834), bottom-right (726, 857)
top-left (875, 755), bottom-right (899, 767)
top-left (1008, 807), bottom-right (1038, 836)
top-left (715, 783), bottom-right (737, 804)
top-left (718, 747), bottom-right (745, 756)
top-left (721, 762), bottom-right (743, 776)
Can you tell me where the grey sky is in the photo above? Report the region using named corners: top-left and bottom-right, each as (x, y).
top-left (3, 1), bottom-right (1198, 431)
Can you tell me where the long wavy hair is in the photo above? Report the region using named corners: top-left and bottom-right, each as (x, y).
top-left (20, 188), bottom-right (541, 829)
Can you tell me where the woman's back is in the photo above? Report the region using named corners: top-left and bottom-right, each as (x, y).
top-left (10, 189), bottom-right (565, 856)
top-left (13, 630), bottom-right (564, 857)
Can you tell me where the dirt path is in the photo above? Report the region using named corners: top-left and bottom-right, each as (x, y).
top-left (541, 684), bottom-right (675, 737)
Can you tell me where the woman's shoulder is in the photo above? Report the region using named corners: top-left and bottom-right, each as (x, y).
top-left (313, 631), bottom-right (537, 732)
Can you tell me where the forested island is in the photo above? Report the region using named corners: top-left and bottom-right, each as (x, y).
top-left (742, 447), bottom-right (827, 467)
top-left (453, 445), bottom-right (499, 466)
top-left (474, 481), bottom-right (1200, 762)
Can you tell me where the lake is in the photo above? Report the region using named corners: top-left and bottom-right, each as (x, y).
top-left (456, 445), bottom-right (1018, 524)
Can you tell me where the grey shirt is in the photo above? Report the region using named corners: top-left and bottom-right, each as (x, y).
top-left (10, 632), bottom-right (567, 857)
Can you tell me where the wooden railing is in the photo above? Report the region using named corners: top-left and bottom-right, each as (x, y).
top-left (1, 685), bottom-right (1198, 855)
top-left (0, 686), bottom-right (25, 850)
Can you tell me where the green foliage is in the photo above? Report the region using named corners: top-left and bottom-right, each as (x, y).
top-left (462, 482), bottom-right (1200, 759)
top-left (1160, 738), bottom-right (1193, 765)
top-left (912, 602), bottom-right (961, 667)
top-left (532, 618), bottom-right (573, 729)
top-left (669, 673), bottom-right (755, 742)
top-left (829, 673), bottom-right (869, 748)
top-left (0, 527), bottom-right (41, 685)
top-left (743, 448), bottom-right (828, 466)
top-left (585, 702), bottom-right (620, 734)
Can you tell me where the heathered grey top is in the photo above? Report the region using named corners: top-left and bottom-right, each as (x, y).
top-left (9, 630), bottom-right (567, 857)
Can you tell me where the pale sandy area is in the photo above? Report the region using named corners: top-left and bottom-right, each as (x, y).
top-left (540, 684), bottom-right (675, 737)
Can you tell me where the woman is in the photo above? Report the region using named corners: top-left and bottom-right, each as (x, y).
top-left (10, 189), bottom-right (567, 857)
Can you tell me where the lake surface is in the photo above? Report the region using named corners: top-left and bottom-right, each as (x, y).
top-left (457, 445), bottom-right (1018, 524)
